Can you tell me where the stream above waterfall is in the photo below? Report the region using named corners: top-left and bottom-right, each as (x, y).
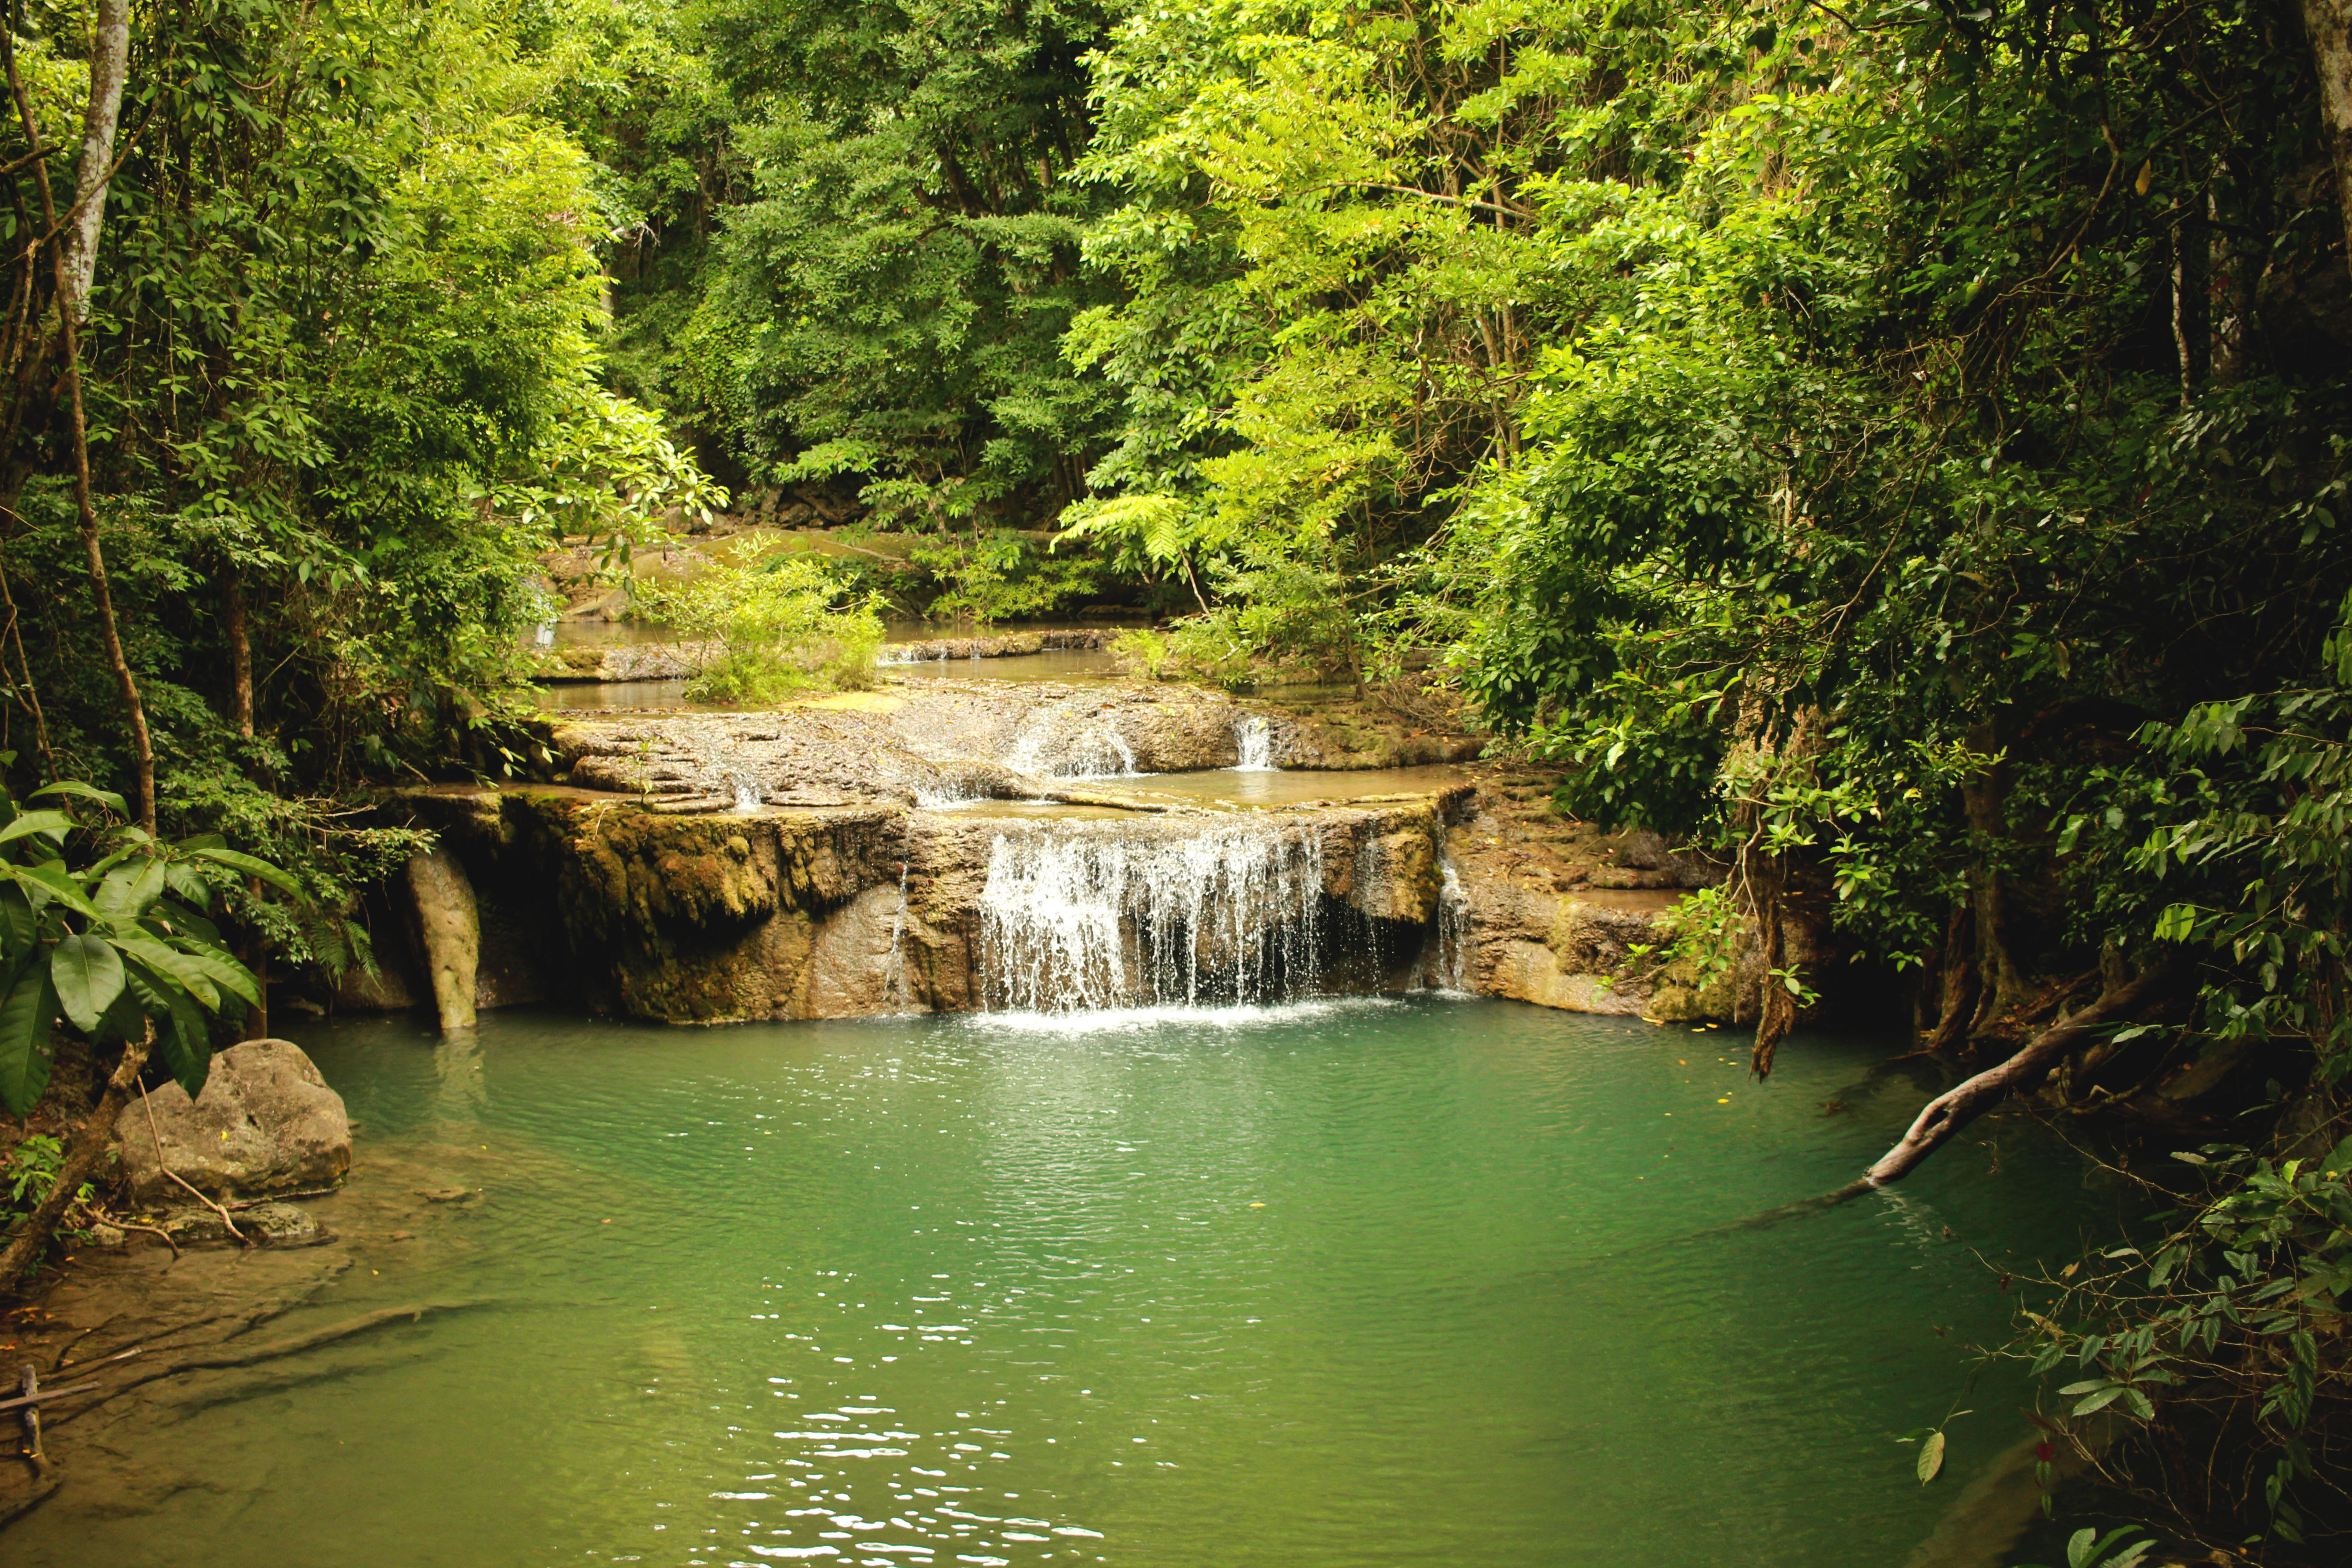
top-left (20, 1002), bottom-right (2129, 1568)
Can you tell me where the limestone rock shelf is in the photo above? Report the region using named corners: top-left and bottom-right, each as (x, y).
top-left (331, 680), bottom-right (1727, 1028)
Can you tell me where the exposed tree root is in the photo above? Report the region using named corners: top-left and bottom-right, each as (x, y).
top-left (49, 1300), bottom-right (487, 1420)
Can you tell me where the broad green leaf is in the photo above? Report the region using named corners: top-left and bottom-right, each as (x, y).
top-left (1916, 1429), bottom-right (1945, 1484)
top-left (94, 857), bottom-right (167, 921)
top-left (157, 985), bottom-right (213, 1098)
top-left (114, 936), bottom-right (220, 1010)
top-left (30, 780), bottom-right (127, 814)
top-left (189, 845), bottom-right (301, 897)
top-left (173, 945), bottom-right (260, 1009)
top-left (0, 882), bottom-right (34, 955)
top-left (50, 934), bottom-right (127, 1034)
top-left (15, 862), bottom-right (101, 918)
top-left (162, 862), bottom-right (214, 911)
top-left (0, 958), bottom-right (56, 1117)
top-left (0, 810), bottom-right (78, 848)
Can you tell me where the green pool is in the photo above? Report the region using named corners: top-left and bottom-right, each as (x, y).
top-left (23, 998), bottom-right (2125, 1567)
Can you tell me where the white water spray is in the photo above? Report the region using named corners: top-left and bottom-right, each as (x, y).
top-left (882, 857), bottom-right (913, 1011)
top-left (730, 777), bottom-right (762, 813)
top-left (1233, 716), bottom-right (1275, 772)
top-left (1429, 858), bottom-right (1472, 990)
top-left (1004, 710), bottom-right (1142, 780)
top-left (979, 820), bottom-right (1325, 1011)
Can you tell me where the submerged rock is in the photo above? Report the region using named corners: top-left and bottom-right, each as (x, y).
top-left (151, 1200), bottom-right (333, 1248)
top-left (109, 1039), bottom-right (353, 1205)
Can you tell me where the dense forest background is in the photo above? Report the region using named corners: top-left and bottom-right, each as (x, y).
top-left (5, 0), bottom-right (2352, 1556)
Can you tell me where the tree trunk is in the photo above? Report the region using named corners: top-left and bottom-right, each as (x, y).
top-left (223, 568), bottom-right (253, 739)
top-left (2210, 185), bottom-right (2249, 386)
top-left (2307, 0), bottom-right (2352, 262)
top-left (2, 24), bottom-right (155, 832)
top-left (1859, 968), bottom-right (2170, 1188)
top-left (1749, 856), bottom-right (1796, 1080)
top-left (1961, 722), bottom-right (2028, 1028)
top-left (1922, 902), bottom-right (1979, 1055)
top-left (59, 0), bottom-right (131, 320)
top-left (0, 1030), bottom-right (150, 1288)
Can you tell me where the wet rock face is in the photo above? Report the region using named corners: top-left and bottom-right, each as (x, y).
top-left (544, 681), bottom-right (1267, 807)
top-left (387, 786), bottom-right (1465, 1025)
top-left (110, 1040), bottom-right (353, 1204)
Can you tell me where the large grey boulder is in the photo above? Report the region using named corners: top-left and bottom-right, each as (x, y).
top-left (109, 1039), bottom-right (352, 1205)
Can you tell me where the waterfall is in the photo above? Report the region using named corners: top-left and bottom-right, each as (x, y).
top-left (1004, 710), bottom-right (1141, 780)
top-left (533, 622), bottom-right (556, 648)
top-left (882, 857), bottom-right (913, 1011)
top-left (1429, 858), bottom-right (1472, 990)
top-left (979, 820), bottom-right (1325, 1012)
top-left (1234, 716), bottom-right (1274, 772)
top-left (730, 776), bottom-right (763, 813)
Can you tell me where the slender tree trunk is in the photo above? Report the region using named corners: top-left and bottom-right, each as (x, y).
top-left (223, 568), bottom-right (253, 739)
top-left (1858, 968), bottom-right (2170, 1188)
top-left (2306, 0), bottom-right (2352, 261)
top-left (0, 1030), bottom-right (150, 1287)
top-left (1749, 855), bottom-right (1796, 1080)
top-left (59, 0), bottom-right (131, 320)
top-left (1922, 902), bottom-right (1979, 1055)
top-left (2, 21), bottom-right (154, 832)
top-left (1961, 722), bottom-right (2027, 1028)
top-left (2210, 186), bottom-right (2249, 386)
top-left (2169, 194), bottom-right (2207, 399)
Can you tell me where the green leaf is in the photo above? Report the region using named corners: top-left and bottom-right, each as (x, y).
top-left (0, 810), bottom-right (78, 849)
top-left (113, 936), bottom-right (220, 1010)
top-left (172, 945), bottom-right (260, 1010)
top-left (0, 957), bottom-right (56, 1116)
top-left (30, 780), bottom-right (127, 814)
top-left (50, 934), bottom-right (127, 1034)
top-left (188, 845), bottom-right (301, 897)
top-left (93, 857), bottom-right (167, 921)
top-left (0, 881), bottom-right (35, 955)
top-left (157, 985), bottom-right (212, 1098)
top-left (1916, 1428), bottom-right (1945, 1484)
top-left (15, 862), bottom-right (101, 918)
top-left (2069, 1386), bottom-right (2127, 1416)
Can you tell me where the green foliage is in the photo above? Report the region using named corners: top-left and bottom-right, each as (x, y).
top-left (623, 0), bottom-right (1120, 531)
top-left (0, 774), bottom-right (291, 1115)
top-left (0, 0), bottom-right (721, 952)
top-left (646, 539), bottom-right (885, 703)
top-left (2010, 1137), bottom-right (2352, 1552)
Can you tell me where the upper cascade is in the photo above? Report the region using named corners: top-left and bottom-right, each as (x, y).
top-left (978, 818), bottom-right (1325, 1012)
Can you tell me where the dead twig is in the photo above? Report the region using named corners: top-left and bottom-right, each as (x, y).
top-left (141, 1085), bottom-right (247, 1249)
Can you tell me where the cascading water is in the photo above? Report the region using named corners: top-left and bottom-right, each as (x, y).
top-left (978, 820), bottom-right (1325, 1011)
top-left (1233, 716), bottom-right (1274, 772)
top-left (729, 776), bottom-right (762, 813)
top-left (881, 856), bottom-right (913, 1011)
top-left (1005, 711), bottom-right (1142, 780)
top-left (1428, 858), bottom-right (1472, 990)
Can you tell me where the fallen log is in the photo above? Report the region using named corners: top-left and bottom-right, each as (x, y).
top-left (1849, 965), bottom-right (2174, 1193)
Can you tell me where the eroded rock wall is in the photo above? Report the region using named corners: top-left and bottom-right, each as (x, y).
top-left (373, 787), bottom-right (1468, 1025)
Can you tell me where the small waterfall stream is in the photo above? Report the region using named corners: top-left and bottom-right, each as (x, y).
top-left (1234, 716), bottom-right (1274, 771)
top-left (1429, 858), bottom-right (1472, 990)
top-left (978, 820), bottom-right (1325, 1011)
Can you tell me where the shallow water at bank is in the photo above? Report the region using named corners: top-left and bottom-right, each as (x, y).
top-left (24, 1000), bottom-right (2128, 1568)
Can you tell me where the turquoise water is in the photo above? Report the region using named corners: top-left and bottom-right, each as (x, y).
top-left (32, 1000), bottom-right (2126, 1567)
